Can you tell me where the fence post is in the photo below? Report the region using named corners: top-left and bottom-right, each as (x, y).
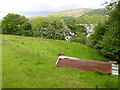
top-left (111, 61), bottom-right (119, 75)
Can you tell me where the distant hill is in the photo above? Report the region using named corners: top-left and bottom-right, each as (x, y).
top-left (82, 8), bottom-right (111, 17)
top-left (42, 8), bottom-right (110, 17)
top-left (42, 8), bottom-right (93, 17)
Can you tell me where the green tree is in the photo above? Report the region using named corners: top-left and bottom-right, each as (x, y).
top-left (88, 22), bottom-right (106, 51)
top-left (65, 17), bottom-right (88, 44)
top-left (21, 22), bottom-right (32, 36)
top-left (31, 16), bottom-right (69, 40)
top-left (31, 16), bottom-right (45, 37)
top-left (88, 1), bottom-right (120, 61)
top-left (101, 1), bottom-right (120, 61)
top-left (2, 13), bottom-right (30, 35)
top-left (68, 24), bottom-right (87, 44)
top-left (103, 0), bottom-right (119, 9)
top-left (86, 14), bottom-right (107, 25)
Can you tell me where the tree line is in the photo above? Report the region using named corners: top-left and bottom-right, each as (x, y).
top-left (2, 11), bottom-right (107, 42)
top-left (2, 14), bottom-right (70, 40)
top-left (88, 1), bottom-right (120, 62)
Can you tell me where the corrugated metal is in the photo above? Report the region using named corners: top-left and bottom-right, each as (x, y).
top-left (56, 56), bottom-right (112, 74)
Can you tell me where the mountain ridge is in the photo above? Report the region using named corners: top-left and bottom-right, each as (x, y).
top-left (42, 8), bottom-right (94, 17)
top-left (40, 8), bottom-right (110, 17)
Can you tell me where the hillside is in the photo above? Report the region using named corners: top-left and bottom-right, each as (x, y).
top-left (42, 8), bottom-right (93, 17)
top-left (82, 8), bottom-right (110, 17)
top-left (2, 35), bottom-right (118, 88)
top-left (42, 8), bottom-right (110, 17)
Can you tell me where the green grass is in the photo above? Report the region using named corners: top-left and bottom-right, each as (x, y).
top-left (2, 35), bottom-right (118, 88)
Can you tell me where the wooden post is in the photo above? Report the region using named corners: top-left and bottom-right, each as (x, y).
top-left (58, 54), bottom-right (64, 56)
top-left (111, 61), bottom-right (119, 75)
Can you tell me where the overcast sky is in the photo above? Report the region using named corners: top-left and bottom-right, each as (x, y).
top-left (0, 0), bottom-right (111, 19)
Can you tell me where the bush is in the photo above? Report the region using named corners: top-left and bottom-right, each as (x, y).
top-left (31, 16), bottom-right (69, 40)
top-left (2, 13), bottom-right (31, 36)
top-left (88, 2), bottom-right (120, 61)
top-left (88, 22), bottom-right (106, 51)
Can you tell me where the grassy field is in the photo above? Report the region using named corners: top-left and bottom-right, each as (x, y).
top-left (2, 35), bottom-right (118, 88)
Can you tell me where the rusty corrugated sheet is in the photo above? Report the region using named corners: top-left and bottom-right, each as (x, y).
top-left (56, 57), bottom-right (112, 74)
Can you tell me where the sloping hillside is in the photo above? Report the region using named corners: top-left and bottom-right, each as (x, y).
top-left (42, 8), bottom-right (93, 17)
top-left (2, 35), bottom-right (118, 88)
top-left (42, 8), bottom-right (110, 17)
top-left (82, 8), bottom-right (110, 16)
